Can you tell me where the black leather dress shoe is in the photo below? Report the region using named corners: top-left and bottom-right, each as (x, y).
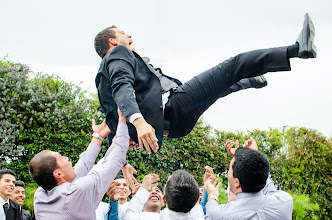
top-left (297, 13), bottom-right (317, 58)
top-left (249, 76), bottom-right (268, 89)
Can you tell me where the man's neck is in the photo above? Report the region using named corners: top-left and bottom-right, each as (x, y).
top-left (0, 194), bottom-right (8, 203)
top-left (119, 199), bottom-right (127, 205)
top-left (144, 207), bottom-right (161, 213)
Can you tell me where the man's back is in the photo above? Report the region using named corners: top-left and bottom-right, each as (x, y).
top-left (206, 179), bottom-right (293, 220)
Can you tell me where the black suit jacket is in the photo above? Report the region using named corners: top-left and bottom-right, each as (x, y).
top-left (5, 199), bottom-right (23, 220)
top-left (22, 209), bottom-right (31, 220)
top-left (96, 45), bottom-right (181, 147)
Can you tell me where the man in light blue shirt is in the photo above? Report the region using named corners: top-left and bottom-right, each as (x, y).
top-left (204, 138), bottom-right (293, 220)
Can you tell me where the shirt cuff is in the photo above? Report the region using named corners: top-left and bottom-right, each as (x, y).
top-left (127, 113), bottom-right (143, 124)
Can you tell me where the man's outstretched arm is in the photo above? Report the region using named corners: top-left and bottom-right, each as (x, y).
top-left (108, 46), bottom-right (158, 154)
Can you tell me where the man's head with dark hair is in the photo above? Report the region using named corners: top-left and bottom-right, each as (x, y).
top-left (15, 180), bottom-right (25, 188)
top-left (10, 180), bottom-right (26, 206)
top-left (0, 169), bottom-right (16, 201)
top-left (228, 147), bottom-right (270, 194)
top-left (164, 169), bottom-right (199, 213)
top-left (29, 150), bottom-right (76, 191)
top-left (0, 169), bottom-right (16, 180)
top-left (94, 26), bottom-right (133, 58)
top-left (94, 25), bottom-right (117, 58)
top-left (144, 183), bottom-right (164, 213)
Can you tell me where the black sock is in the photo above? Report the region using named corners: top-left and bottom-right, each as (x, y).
top-left (287, 43), bottom-right (299, 58)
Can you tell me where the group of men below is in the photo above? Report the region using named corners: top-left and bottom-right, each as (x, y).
top-left (18, 108), bottom-right (292, 220)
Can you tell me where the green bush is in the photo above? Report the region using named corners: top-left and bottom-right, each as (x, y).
top-left (291, 193), bottom-right (320, 219)
top-left (0, 61), bottom-right (106, 183)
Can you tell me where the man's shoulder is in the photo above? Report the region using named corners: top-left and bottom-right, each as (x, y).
top-left (104, 45), bottom-right (136, 65)
top-left (8, 199), bottom-right (20, 209)
top-left (22, 209), bottom-right (31, 219)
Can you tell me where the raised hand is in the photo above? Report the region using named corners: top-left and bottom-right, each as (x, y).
top-left (225, 139), bottom-right (239, 157)
top-left (243, 137), bottom-right (258, 151)
top-left (204, 176), bottom-right (221, 199)
top-left (141, 174), bottom-right (159, 191)
top-left (204, 166), bottom-right (215, 183)
top-left (106, 181), bottom-right (119, 201)
top-left (92, 119), bottom-right (111, 138)
top-left (121, 164), bottom-right (138, 192)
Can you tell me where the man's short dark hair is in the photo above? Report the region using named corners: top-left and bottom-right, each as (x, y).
top-left (165, 170), bottom-right (199, 213)
top-left (233, 147), bottom-right (270, 192)
top-left (156, 183), bottom-right (163, 194)
top-left (15, 180), bottom-right (26, 188)
top-left (94, 25), bottom-right (117, 58)
top-left (0, 169), bottom-right (16, 180)
top-left (29, 150), bottom-right (59, 191)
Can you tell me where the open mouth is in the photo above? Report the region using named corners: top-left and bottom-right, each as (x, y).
top-left (149, 196), bottom-right (160, 201)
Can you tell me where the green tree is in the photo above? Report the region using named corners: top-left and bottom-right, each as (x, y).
top-left (0, 61), bottom-right (105, 182)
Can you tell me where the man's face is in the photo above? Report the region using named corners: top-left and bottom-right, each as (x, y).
top-left (111, 28), bottom-right (133, 49)
top-left (199, 187), bottom-right (203, 200)
top-left (0, 174), bottom-right (16, 201)
top-left (10, 186), bottom-right (25, 206)
top-left (227, 157), bottom-right (237, 193)
top-left (116, 178), bottom-right (130, 200)
top-left (52, 152), bottom-right (76, 183)
top-left (145, 186), bottom-right (164, 212)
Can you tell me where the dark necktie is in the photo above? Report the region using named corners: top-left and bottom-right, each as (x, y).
top-left (3, 203), bottom-right (9, 214)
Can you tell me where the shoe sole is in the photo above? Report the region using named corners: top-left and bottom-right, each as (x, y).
top-left (299, 13), bottom-right (317, 58)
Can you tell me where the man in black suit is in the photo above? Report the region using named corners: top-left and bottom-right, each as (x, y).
top-left (94, 13), bottom-right (316, 154)
top-left (0, 169), bottom-right (23, 220)
top-left (10, 181), bottom-right (31, 220)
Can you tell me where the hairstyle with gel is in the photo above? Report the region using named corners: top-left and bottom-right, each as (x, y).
top-left (233, 147), bottom-right (270, 192)
top-left (165, 169), bottom-right (199, 213)
top-left (94, 25), bottom-right (117, 58)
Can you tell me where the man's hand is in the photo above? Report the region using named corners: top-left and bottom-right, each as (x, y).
top-left (129, 138), bottom-right (137, 153)
top-left (133, 117), bottom-right (159, 154)
top-left (204, 166), bottom-right (215, 183)
top-left (121, 164), bottom-right (138, 192)
top-left (141, 174), bottom-right (159, 191)
top-left (92, 119), bottom-right (111, 138)
top-left (225, 139), bottom-right (239, 157)
top-left (204, 176), bottom-right (221, 199)
top-left (131, 182), bottom-right (141, 194)
top-left (243, 137), bottom-right (258, 150)
top-left (106, 181), bottom-right (119, 201)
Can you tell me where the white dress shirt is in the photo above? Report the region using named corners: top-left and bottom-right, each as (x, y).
top-left (205, 178), bottom-right (293, 220)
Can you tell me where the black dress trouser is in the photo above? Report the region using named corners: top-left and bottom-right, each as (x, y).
top-left (168, 46), bottom-right (291, 138)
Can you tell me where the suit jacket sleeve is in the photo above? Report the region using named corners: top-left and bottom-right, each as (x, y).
top-left (107, 45), bottom-right (141, 118)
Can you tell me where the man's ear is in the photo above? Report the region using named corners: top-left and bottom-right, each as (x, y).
top-left (109, 38), bottom-right (118, 46)
top-left (234, 178), bottom-right (241, 189)
top-left (162, 194), bottom-right (166, 202)
top-left (53, 169), bottom-right (63, 180)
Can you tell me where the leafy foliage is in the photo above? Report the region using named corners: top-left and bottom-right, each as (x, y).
top-left (0, 61), bottom-right (105, 183)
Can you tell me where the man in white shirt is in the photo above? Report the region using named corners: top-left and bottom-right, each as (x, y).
top-left (161, 170), bottom-right (204, 220)
top-left (204, 138), bottom-right (293, 219)
top-left (125, 174), bottom-right (163, 220)
top-left (96, 175), bottom-right (132, 220)
top-left (125, 171), bottom-right (204, 220)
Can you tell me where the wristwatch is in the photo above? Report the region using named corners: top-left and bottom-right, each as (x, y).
top-left (92, 133), bottom-right (104, 141)
top-left (208, 195), bottom-right (219, 203)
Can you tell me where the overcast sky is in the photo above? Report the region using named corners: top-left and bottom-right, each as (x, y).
top-left (1, 0), bottom-right (331, 138)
